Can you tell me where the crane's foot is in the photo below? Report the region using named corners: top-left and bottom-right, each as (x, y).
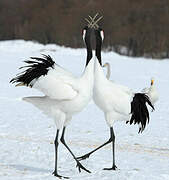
top-left (76, 160), bottom-right (91, 173)
top-left (76, 153), bottom-right (90, 161)
top-left (52, 171), bottom-right (69, 179)
top-left (103, 165), bottom-right (117, 171)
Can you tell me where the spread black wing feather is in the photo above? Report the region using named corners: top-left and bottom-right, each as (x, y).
top-left (10, 54), bottom-right (55, 87)
top-left (127, 93), bottom-right (154, 133)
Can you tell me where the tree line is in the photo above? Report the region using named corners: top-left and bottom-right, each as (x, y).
top-left (0, 0), bottom-right (169, 58)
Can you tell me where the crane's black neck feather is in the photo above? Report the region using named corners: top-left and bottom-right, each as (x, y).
top-left (95, 29), bottom-right (102, 66)
top-left (84, 28), bottom-right (92, 66)
top-left (10, 54), bottom-right (55, 87)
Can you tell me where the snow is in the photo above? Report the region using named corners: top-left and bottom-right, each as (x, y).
top-left (0, 40), bottom-right (169, 179)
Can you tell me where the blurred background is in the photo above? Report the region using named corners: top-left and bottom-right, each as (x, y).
top-left (0, 0), bottom-right (169, 58)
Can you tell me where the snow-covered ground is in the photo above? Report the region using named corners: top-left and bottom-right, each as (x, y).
top-left (0, 40), bottom-right (168, 180)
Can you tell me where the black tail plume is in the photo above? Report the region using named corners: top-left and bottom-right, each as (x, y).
top-left (10, 54), bottom-right (55, 87)
top-left (127, 93), bottom-right (154, 133)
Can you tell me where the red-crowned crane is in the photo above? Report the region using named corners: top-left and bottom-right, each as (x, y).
top-left (10, 25), bottom-right (94, 178)
top-left (77, 21), bottom-right (155, 170)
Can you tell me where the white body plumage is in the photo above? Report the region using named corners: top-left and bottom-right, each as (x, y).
top-left (23, 58), bottom-right (94, 129)
top-left (94, 59), bottom-right (133, 127)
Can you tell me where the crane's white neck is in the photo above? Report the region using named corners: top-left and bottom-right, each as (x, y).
top-left (94, 57), bottom-right (106, 82)
top-left (104, 63), bottom-right (111, 79)
top-left (150, 84), bottom-right (155, 91)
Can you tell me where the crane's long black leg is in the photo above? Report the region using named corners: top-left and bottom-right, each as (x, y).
top-left (103, 127), bottom-right (117, 170)
top-left (52, 129), bottom-right (69, 179)
top-left (77, 127), bottom-right (114, 161)
top-left (60, 126), bottom-right (91, 173)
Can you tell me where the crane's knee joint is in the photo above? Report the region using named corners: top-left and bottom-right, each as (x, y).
top-left (60, 136), bottom-right (66, 144)
top-left (108, 138), bottom-right (112, 143)
top-left (54, 140), bottom-right (59, 147)
top-left (110, 135), bottom-right (115, 142)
